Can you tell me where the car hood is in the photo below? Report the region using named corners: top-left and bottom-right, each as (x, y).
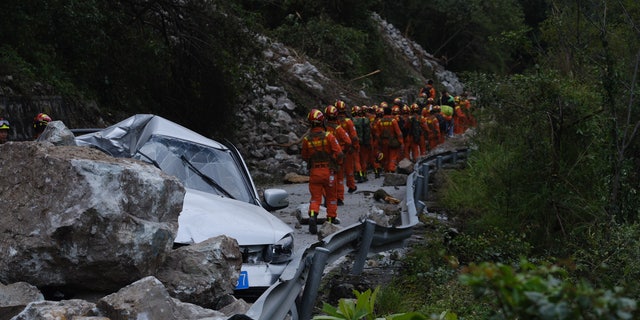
top-left (175, 188), bottom-right (292, 245)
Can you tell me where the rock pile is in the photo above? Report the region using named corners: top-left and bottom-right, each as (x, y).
top-left (0, 141), bottom-right (244, 319)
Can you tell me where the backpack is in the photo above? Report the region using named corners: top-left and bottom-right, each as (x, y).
top-left (411, 116), bottom-right (422, 141)
top-left (353, 117), bottom-right (371, 146)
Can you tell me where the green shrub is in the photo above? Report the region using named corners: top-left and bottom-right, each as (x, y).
top-left (460, 259), bottom-right (638, 319)
top-left (570, 222), bottom-right (640, 300)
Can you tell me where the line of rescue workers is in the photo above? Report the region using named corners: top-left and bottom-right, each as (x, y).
top-left (301, 81), bottom-right (476, 234)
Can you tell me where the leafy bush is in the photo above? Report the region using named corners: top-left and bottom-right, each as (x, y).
top-left (570, 222), bottom-right (640, 300)
top-left (447, 227), bottom-right (531, 265)
top-left (460, 260), bottom-right (638, 319)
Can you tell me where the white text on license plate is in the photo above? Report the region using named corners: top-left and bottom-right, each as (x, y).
top-left (235, 271), bottom-right (249, 289)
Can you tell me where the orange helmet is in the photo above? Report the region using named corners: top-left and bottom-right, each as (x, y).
top-left (410, 103), bottom-right (420, 113)
top-left (351, 105), bottom-right (361, 116)
top-left (335, 100), bottom-right (347, 113)
top-left (393, 97), bottom-right (403, 105)
top-left (391, 105), bottom-right (401, 115)
top-left (375, 106), bottom-right (384, 117)
top-left (325, 105), bottom-right (339, 119)
top-left (431, 105), bottom-right (441, 113)
top-left (379, 101), bottom-right (388, 108)
top-left (307, 109), bottom-right (325, 125)
top-left (402, 105), bottom-right (411, 114)
top-left (33, 113), bottom-right (52, 131)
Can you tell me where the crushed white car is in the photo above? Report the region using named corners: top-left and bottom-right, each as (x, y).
top-left (75, 114), bottom-right (293, 297)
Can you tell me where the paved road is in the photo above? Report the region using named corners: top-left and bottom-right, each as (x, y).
top-left (265, 174), bottom-right (407, 253)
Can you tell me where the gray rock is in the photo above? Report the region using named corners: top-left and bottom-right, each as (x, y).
top-left (382, 172), bottom-right (408, 186)
top-left (36, 120), bottom-right (76, 146)
top-left (0, 142), bottom-right (184, 291)
top-left (0, 282), bottom-right (44, 320)
top-left (156, 236), bottom-right (242, 309)
top-left (11, 299), bottom-right (97, 320)
top-left (97, 276), bottom-right (225, 320)
top-left (397, 158), bottom-right (414, 174)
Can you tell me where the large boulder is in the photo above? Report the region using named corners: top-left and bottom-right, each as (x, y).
top-left (96, 276), bottom-right (225, 320)
top-left (156, 235), bottom-right (243, 309)
top-left (0, 142), bottom-right (185, 291)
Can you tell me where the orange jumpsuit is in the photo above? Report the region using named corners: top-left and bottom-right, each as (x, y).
top-left (462, 99), bottom-right (476, 128)
top-left (404, 114), bottom-right (422, 161)
top-left (326, 121), bottom-right (352, 202)
top-left (419, 85), bottom-right (436, 100)
top-left (338, 115), bottom-right (360, 191)
top-left (301, 127), bottom-right (343, 219)
top-left (374, 115), bottom-right (404, 173)
top-left (453, 105), bottom-right (467, 135)
top-left (422, 112), bottom-right (441, 150)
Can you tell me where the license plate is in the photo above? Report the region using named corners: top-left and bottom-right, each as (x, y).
top-left (235, 271), bottom-right (249, 289)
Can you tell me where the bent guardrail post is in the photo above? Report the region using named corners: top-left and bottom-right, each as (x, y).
top-left (299, 247), bottom-right (330, 320)
top-left (422, 163), bottom-right (430, 201)
top-left (351, 220), bottom-right (376, 275)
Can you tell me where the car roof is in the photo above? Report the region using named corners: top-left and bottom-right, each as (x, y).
top-left (75, 114), bottom-right (227, 157)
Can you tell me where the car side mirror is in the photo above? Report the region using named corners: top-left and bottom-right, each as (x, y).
top-left (262, 188), bottom-right (289, 211)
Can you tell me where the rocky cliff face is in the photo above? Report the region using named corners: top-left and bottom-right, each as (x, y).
top-left (233, 13), bottom-right (465, 182)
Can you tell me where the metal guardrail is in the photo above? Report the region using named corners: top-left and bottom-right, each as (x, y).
top-left (236, 148), bottom-right (470, 320)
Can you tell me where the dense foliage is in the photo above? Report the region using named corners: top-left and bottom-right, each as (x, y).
top-left (0, 0), bottom-right (262, 137)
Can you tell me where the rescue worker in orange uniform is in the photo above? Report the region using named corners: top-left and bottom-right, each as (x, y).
top-left (374, 105), bottom-right (404, 173)
top-left (335, 100), bottom-right (360, 194)
top-left (33, 113), bottom-right (52, 140)
top-left (352, 105), bottom-right (371, 182)
top-left (301, 109), bottom-right (344, 234)
top-left (405, 103), bottom-right (423, 160)
top-left (453, 96), bottom-right (467, 135)
top-left (325, 105), bottom-right (352, 206)
top-left (461, 92), bottom-right (476, 129)
top-left (421, 106), bottom-right (442, 151)
top-left (370, 105), bottom-right (384, 178)
top-left (419, 79), bottom-right (436, 100)
top-left (431, 105), bottom-right (447, 145)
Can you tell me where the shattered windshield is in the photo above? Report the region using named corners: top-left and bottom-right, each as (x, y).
top-left (133, 135), bottom-right (253, 203)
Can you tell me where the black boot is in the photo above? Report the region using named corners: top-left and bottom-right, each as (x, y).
top-left (308, 211), bottom-right (317, 234)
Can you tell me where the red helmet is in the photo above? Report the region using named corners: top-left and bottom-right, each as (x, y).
top-left (33, 113), bottom-right (52, 130)
top-left (391, 105), bottom-right (401, 115)
top-left (402, 105), bottom-right (411, 114)
top-left (351, 105), bottom-right (361, 116)
top-left (410, 103), bottom-right (420, 113)
top-left (307, 109), bottom-right (325, 125)
top-left (379, 101), bottom-right (388, 108)
top-left (325, 105), bottom-right (339, 119)
top-left (375, 107), bottom-right (384, 117)
top-left (335, 100), bottom-right (347, 113)
top-left (393, 97), bottom-right (403, 105)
